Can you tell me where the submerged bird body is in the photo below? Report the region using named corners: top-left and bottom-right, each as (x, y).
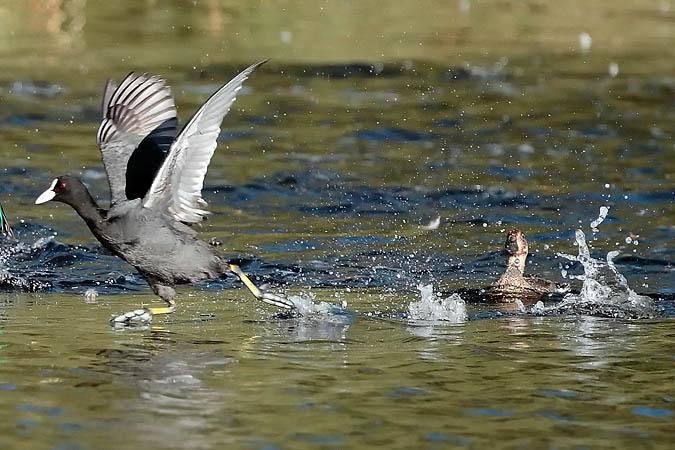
top-left (493, 266), bottom-right (561, 297)
top-left (489, 229), bottom-right (568, 301)
top-left (36, 62), bottom-right (294, 322)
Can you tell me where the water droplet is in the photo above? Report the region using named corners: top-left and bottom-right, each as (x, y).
top-left (608, 62), bottom-right (619, 77)
top-left (579, 32), bottom-right (592, 53)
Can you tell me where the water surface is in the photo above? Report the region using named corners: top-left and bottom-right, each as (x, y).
top-left (0, 1), bottom-right (673, 448)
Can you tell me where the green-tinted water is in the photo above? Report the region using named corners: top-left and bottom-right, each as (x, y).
top-left (0, 1), bottom-right (673, 448)
top-left (1, 291), bottom-right (673, 449)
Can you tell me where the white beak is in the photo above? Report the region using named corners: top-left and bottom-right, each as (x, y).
top-left (35, 179), bottom-right (58, 205)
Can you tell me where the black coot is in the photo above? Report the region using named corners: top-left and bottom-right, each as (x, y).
top-left (35, 61), bottom-right (295, 324)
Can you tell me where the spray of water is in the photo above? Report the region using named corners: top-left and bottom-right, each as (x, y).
top-left (553, 229), bottom-right (656, 318)
top-left (0, 233), bottom-right (55, 291)
top-left (407, 284), bottom-right (467, 323)
top-left (590, 206), bottom-right (609, 231)
top-left (278, 292), bottom-right (354, 326)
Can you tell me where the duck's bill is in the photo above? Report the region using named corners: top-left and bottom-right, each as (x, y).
top-left (35, 179), bottom-right (57, 204)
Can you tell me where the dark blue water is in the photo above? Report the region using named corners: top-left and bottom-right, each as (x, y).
top-left (2, 59), bottom-right (673, 315)
top-left (3, 161), bottom-right (673, 317)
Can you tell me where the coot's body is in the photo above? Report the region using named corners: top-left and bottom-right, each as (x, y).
top-left (36, 62), bottom-right (294, 323)
top-left (99, 200), bottom-right (223, 286)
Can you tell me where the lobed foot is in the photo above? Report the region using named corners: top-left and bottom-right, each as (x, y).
top-left (110, 308), bottom-right (153, 326)
top-left (228, 264), bottom-right (297, 310)
top-left (257, 283), bottom-right (297, 310)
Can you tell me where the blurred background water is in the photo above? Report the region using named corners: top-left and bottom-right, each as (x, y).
top-left (0, 1), bottom-right (673, 449)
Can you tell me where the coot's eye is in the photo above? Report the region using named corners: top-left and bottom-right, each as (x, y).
top-left (58, 181), bottom-right (67, 190)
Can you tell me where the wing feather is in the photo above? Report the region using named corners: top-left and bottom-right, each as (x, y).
top-left (97, 72), bottom-right (177, 204)
top-left (143, 61), bottom-right (266, 222)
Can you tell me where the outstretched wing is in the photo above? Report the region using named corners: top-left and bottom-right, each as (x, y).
top-left (143, 60), bottom-right (265, 222)
top-left (97, 73), bottom-right (177, 204)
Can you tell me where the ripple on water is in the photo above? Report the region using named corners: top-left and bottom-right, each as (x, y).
top-left (536, 389), bottom-right (581, 399)
top-left (424, 433), bottom-right (472, 446)
top-left (464, 408), bottom-right (515, 417)
top-left (631, 407), bottom-right (673, 418)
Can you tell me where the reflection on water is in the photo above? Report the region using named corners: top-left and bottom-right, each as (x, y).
top-left (0, 292), bottom-right (673, 448)
top-left (558, 316), bottom-right (633, 366)
top-left (105, 346), bottom-right (236, 450)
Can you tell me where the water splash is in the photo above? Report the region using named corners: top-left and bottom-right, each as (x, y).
top-left (0, 224), bottom-right (140, 293)
top-left (579, 32), bottom-right (592, 54)
top-left (420, 216), bottom-right (441, 230)
top-left (608, 62), bottom-right (619, 78)
top-left (590, 206), bottom-right (609, 231)
top-left (282, 292), bottom-right (351, 318)
top-left (268, 292), bottom-right (356, 341)
top-left (264, 292), bottom-right (353, 341)
top-left (554, 230), bottom-right (657, 318)
top-left (408, 284), bottom-right (467, 323)
top-left (0, 234), bottom-right (54, 291)
top-left (531, 301), bottom-right (546, 314)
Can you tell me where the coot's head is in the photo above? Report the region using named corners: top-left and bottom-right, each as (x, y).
top-left (35, 176), bottom-right (89, 206)
top-left (504, 229), bottom-right (528, 256)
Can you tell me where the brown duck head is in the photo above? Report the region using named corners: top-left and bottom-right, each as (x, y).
top-left (505, 229), bottom-right (528, 275)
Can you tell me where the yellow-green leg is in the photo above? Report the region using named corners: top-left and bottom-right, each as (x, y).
top-left (148, 299), bottom-right (176, 315)
top-left (110, 266), bottom-right (295, 326)
top-left (228, 264), bottom-right (296, 310)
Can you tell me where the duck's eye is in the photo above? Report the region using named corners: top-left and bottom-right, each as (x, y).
top-left (58, 181), bottom-right (67, 190)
